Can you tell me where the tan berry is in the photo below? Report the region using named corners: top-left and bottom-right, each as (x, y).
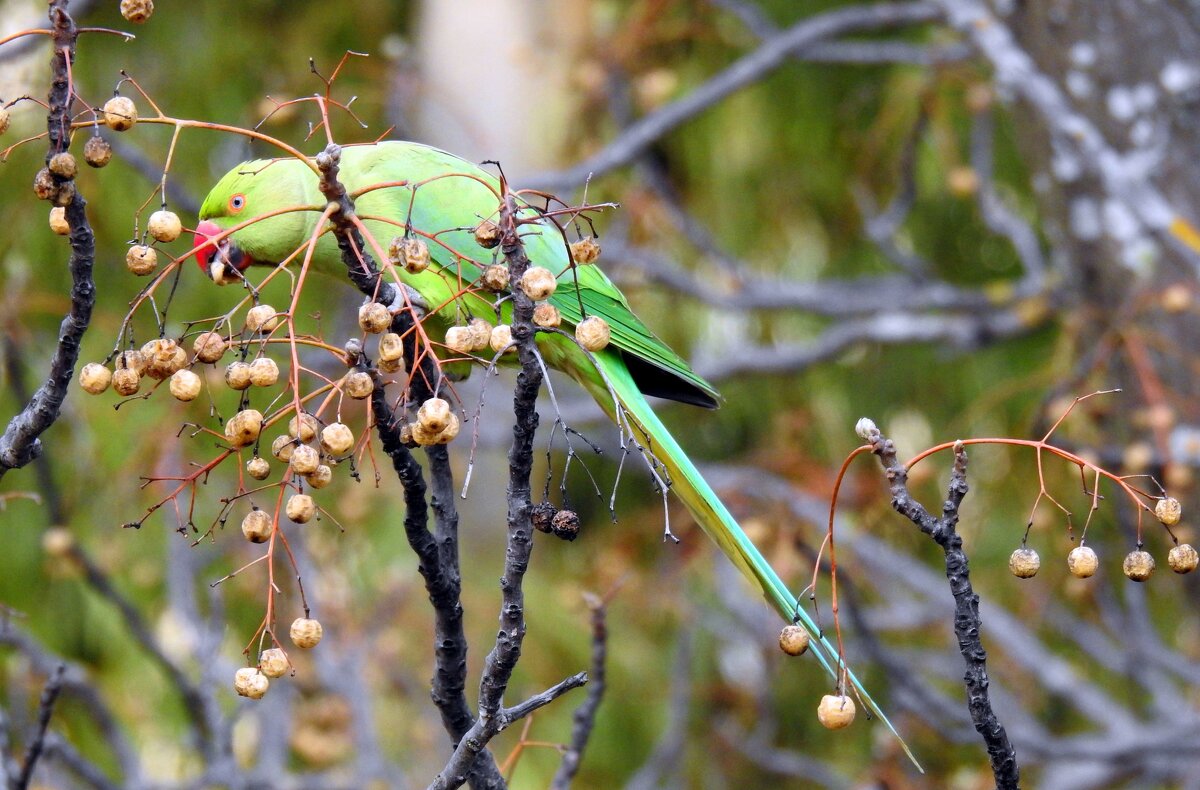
top-left (234, 667), bottom-right (268, 699)
top-left (389, 236), bottom-right (431, 274)
top-left (271, 435), bottom-right (296, 463)
top-left (410, 421), bottom-right (440, 446)
top-left (145, 345), bottom-right (187, 381)
top-left (1168, 543), bottom-right (1199, 574)
top-left (169, 369), bottom-right (202, 401)
top-left (290, 444), bottom-right (320, 476)
top-left (224, 361), bottom-right (252, 390)
top-left (438, 412), bottom-right (461, 443)
top-left (575, 316), bottom-right (610, 352)
top-left (125, 245), bottom-right (157, 276)
top-left (83, 135), bottom-right (112, 167)
top-left (286, 494), bottom-right (315, 524)
top-left (378, 332), bottom-right (403, 362)
top-left (490, 324), bottom-right (514, 354)
top-left (1067, 545), bottom-right (1099, 578)
top-left (290, 617), bottom-right (323, 649)
top-left (241, 510), bottom-right (272, 543)
top-left (148, 210), bottom-right (182, 243)
top-left (817, 694), bottom-right (856, 730)
top-left (33, 168), bottom-right (56, 201)
top-left (444, 326), bottom-right (473, 354)
top-left (48, 152), bottom-right (76, 179)
top-left (417, 398), bottom-right (451, 433)
top-left (480, 264), bottom-right (509, 292)
top-left (358, 302), bottom-right (392, 334)
top-left (48, 207), bottom-right (69, 235)
top-left (320, 423), bottom-right (354, 456)
top-left (244, 304), bottom-right (280, 334)
top-left (533, 302), bottom-right (560, 328)
top-left (520, 266), bottom-right (557, 300)
top-left (307, 464), bottom-right (333, 489)
top-left (1009, 547), bottom-right (1040, 579)
top-left (192, 331), bottom-right (226, 363)
top-left (102, 96), bottom-right (137, 131)
top-left (1161, 283), bottom-right (1192, 313)
top-left (246, 456), bottom-right (271, 480)
top-left (1123, 550), bottom-right (1155, 582)
top-left (51, 180), bottom-right (75, 207)
top-left (112, 367), bottom-right (140, 396)
top-left (467, 318), bottom-right (493, 350)
top-left (474, 220), bottom-right (501, 249)
top-left (120, 0), bottom-right (154, 23)
top-left (78, 363), bottom-right (111, 394)
top-left (258, 648), bottom-right (289, 679)
top-left (570, 236), bottom-right (601, 264)
top-left (118, 349), bottom-right (146, 377)
top-left (0, 106), bottom-right (8, 136)
top-left (249, 357), bottom-right (279, 387)
top-left (344, 371), bottom-right (373, 399)
top-left (1155, 497), bottom-right (1182, 526)
top-left (778, 625), bottom-right (810, 657)
top-left (399, 422), bottom-right (414, 445)
top-left (378, 356), bottom-right (403, 374)
top-left (288, 413), bottom-right (319, 442)
top-left (225, 409), bottom-right (264, 448)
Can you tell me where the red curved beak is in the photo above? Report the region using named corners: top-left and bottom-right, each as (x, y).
top-left (192, 220), bottom-right (252, 285)
top-left (192, 220), bottom-right (222, 276)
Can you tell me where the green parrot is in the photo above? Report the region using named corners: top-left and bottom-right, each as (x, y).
top-left (193, 141), bottom-right (916, 765)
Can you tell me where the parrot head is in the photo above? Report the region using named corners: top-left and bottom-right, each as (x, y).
top-left (192, 158), bottom-right (313, 285)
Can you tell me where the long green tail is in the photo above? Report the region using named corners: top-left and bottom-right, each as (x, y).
top-left (587, 353), bottom-right (920, 771)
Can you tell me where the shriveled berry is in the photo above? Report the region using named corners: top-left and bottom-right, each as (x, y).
top-left (551, 509), bottom-right (580, 541)
top-left (320, 423), bottom-right (354, 456)
top-left (234, 667), bottom-right (268, 699)
top-left (417, 398), bottom-right (451, 433)
top-left (489, 324), bottom-right (514, 354)
top-left (78, 363), bottom-right (111, 394)
top-left (575, 316), bottom-right (610, 352)
top-left (271, 435), bottom-right (296, 462)
top-left (33, 168), bottom-right (56, 201)
top-left (1067, 545), bottom-right (1098, 578)
top-left (358, 302), bottom-right (392, 334)
top-left (241, 509), bottom-right (272, 543)
top-left (307, 465), bottom-right (333, 489)
top-left (817, 694), bottom-right (855, 729)
top-left (259, 647), bottom-right (289, 679)
top-left (445, 326), bottom-right (473, 354)
top-left (1155, 497), bottom-right (1182, 526)
top-left (531, 501), bottom-right (557, 533)
top-left (533, 302), bottom-right (560, 329)
top-left (290, 617), bottom-right (323, 648)
top-left (50, 180), bottom-right (75, 207)
top-left (225, 409), bottom-right (263, 448)
top-left (146, 346), bottom-right (187, 381)
top-left (570, 236), bottom-right (601, 264)
top-left (126, 245), bottom-right (157, 276)
top-left (112, 367), bottom-right (140, 395)
top-left (148, 210), bottom-right (182, 242)
top-left (169, 369), bottom-right (202, 401)
top-left (467, 318), bottom-right (493, 351)
top-left (246, 456), bottom-right (271, 480)
top-left (224, 361), bottom-right (252, 390)
top-left (1168, 543), bottom-right (1198, 574)
top-left (48, 152), bottom-right (76, 179)
top-left (0, 107), bottom-right (9, 136)
top-left (344, 371), bottom-right (373, 399)
top-left (192, 331), bottom-right (226, 363)
top-left (245, 304), bottom-right (280, 333)
top-left (49, 207), bottom-right (70, 235)
top-left (286, 494), bottom-right (315, 524)
top-left (119, 349), bottom-right (147, 376)
top-left (288, 413), bottom-right (319, 442)
top-left (474, 220), bottom-right (501, 249)
top-left (290, 444), bottom-right (320, 476)
top-left (102, 96), bottom-right (137, 131)
top-left (779, 625), bottom-right (810, 656)
top-left (377, 356), bottom-right (402, 374)
top-left (120, 0), bottom-right (154, 23)
top-left (1123, 550), bottom-right (1155, 582)
top-left (378, 332), bottom-right (403, 362)
top-left (520, 266), bottom-right (557, 300)
top-left (1009, 547), bottom-right (1040, 578)
top-left (389, 236), bottom-right (431, 274)
top-left (480, 264), bottom-right (509, 292)
top-left (83, 135), bottom-right (112, 167)
top-left (249, 357), bottom-right (279, 387)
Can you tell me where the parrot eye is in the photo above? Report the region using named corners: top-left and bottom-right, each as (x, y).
top-left (228, 194), bottom-right (246, 213)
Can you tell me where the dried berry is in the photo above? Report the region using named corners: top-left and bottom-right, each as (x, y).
top-left (1168, 543), bottom-right (1198, 574)
top-left (83, 135), bottom-right (112, 167)
top-left (48, 152), bottom-right (77, 179)
top-left (241, 509), bottom-right (272, 543)
top-left (1123, 549), bottom-right (1155, 582)
top-left (290, 445), bottom-right (320, 476)
top-left (779, 625), bottom-right (810, 657)
top-left (358, 302), bottom-right (392, 334)
top-left (225, 409), bottom-right (264, 448)
top-left (531, 501), bottom-right (557, 533)
top-left (533, 302), bottom-right (560, 329)
top-left (286, 494), bottom-right (315, 524)
top-left (119, 349), bottom-right (146, 377)
top-left (378, 332), bottom-right (403, 362)
top-left (246, 456), bottom-right (271, 480)
top-left (1067, 545), bottom-right (1098, 578)
top-left (271, 435), bottom-right (296, 463)
top-left (259, 647), bottom-right (289, 679)
top-left (1155, 497), bottom-right (1182, 526)
top-left (50, 180), bottom-right (75, 207)
top-left (520, 266), bottom-right (557, 300)
top-left (192, 331), bottom-right (226, 364)
top-left (290, 617), bottom-right (323, 649)
top-left (102, 96), bottom-right (137, 131)
top-left (169, 369), bottom-right (202, 401)
top-left (145, 345), bottom-right (187, 381)
top-left (1009, 547), bottom-right (1040, 579)
top-left (467, 318), bottom-right (493, 350)
top-left (575, 316), bottom-right (610, 352)
top-left (125, 245), bottom-right (157, 276)
top-left (817, 694), bottom-right (855, 730)
top-left (417, 398), bottom-right (451, 433)
top-left (445, 326), bottom-right (474, 354)
top-left (244, 304), bottom-right (280, 333)
top-left (78, 363), bottom-right (111, 394)
top-left (570, 236), bottom-right (601, 264)
top-left (234, 667), bottom-right (268, 699)
top-left (148, 210), bottom-right (182, 242)
top-left (288, 413), bottom-right (319, 443)
top-left (344, 371), bottom-right (374, 399)
top-left (48, 207), bottom-right (69, 235)
top-left (320, 423), bottom-right (354, 456)
top-left (480, 264), bottom-right (509, 292)
top-left (112, 367), bottom-right (140, 396)
top-left (224, 361), bottom-right (252, 390)
top-left (120, 0), bottom-right (154, 23)
top-left (474, 220), bottom-right (501, 249)
top-left (377, 356), bottom-right (403, 374)
top-left (0, 106), bottom-right (9, 136)
top-left (551, 509), bottom-right (580, 541)
top-left (249, 357), bottom-right (279, 387)
top-left (33, 168), bottom-right (56, 201)
top-left (389, 236), bottom-right (431, 274)
top-left (489, 324), bottom-right (514, 354)
top-left (307, 464), bottom-right (333, 489)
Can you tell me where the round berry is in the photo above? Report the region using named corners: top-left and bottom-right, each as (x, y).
top-left (1168, 543), bottom-right (1198, 574)
top-left (520, 266), bottom-right (557, 300)
top-left (575, 316), bottom-right (610, 352)
top-left (290, 445), bottom-right (320, 476)
top-left (248, 357), bottom-right (279, 387)
top-left (112, 367), bottom-right (140, 396)
top-left (83, 135), bottom-right (112, 167)
top-left (271, 435), bottom-right (296, 463)
top-left (378, 332), bottom-right (403, 362)
top-left (48, 152), bottom-right (76, 179)
top-left (119, 0), bottom-right (154, 23)
top-left (246, 456), bottom-right (271, 480)
top-left (33, 168), bottom-right (56, 201)
top-left (533, 302), bottom-right (561, 329)
top-left (480, 264), bottom-right (509, 292)
top-left (233, 667), bottom-right (268, 699)
top-left (490, 324), bottom-right (514, 354)
top-left (1009, 547), bottom-right (1040, 579)
top-left (192, 331), bottom-right (226, 364)
top-left (288, 413), bottom-right (319, 443)
top-left (286, 494), bottom-right (315, 524)
top-left (0, 107), bottom-right (9, 136)
top-left (148, 210), bottom-right (182, 243)
top-left (126, 245), bottom-right (157, 276)
top-left (344, 371), bottom-right (373, 399)
top-left (169, 369), bottom-right (202, 401)
top-left (474, 220), bottom-right (501, 249)
top-left (320, 423), bottom-right (354, 456)
top-left (244, 304), bottom-right (280, 334)
top-left (225, 409), bottom-right (263, 448)
top-left (358, 302), bottom-right (392, 334)
top-left (1123, 550), bottom-right (1155, 582)
top-left (388, 236), bottom-right (430, 274)
top-left (290, 617), bottom-right (323, 649)
top-left (445, 326), bottom-right (473, 354)
top-left (258, 647), bottom-right (289, 679)
top-left (467, 318), bottom-right (493, 351)
top-left (307, 464), bottom-right (333, 489)
top-left (779, 625), bottom-right (810, 656)
top-left (78, 363), bottom-right (111, 394)
top-left (1067, 545), bottom-right (1098, 578)
top-left (241, 509), bottom-right (272, 543)
top-left (569, 236), bottom-right (601, 265)
top-left (224, 361), bottom-right (252, 390)
top-left (817, 694), bottom-right (855, 730)
top-left (102, 96), bottom-right (137, 131)
top-left (1155, 497), bottom-right (1182, 526)
top-left (417, 398), bottom-right (451, 433)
